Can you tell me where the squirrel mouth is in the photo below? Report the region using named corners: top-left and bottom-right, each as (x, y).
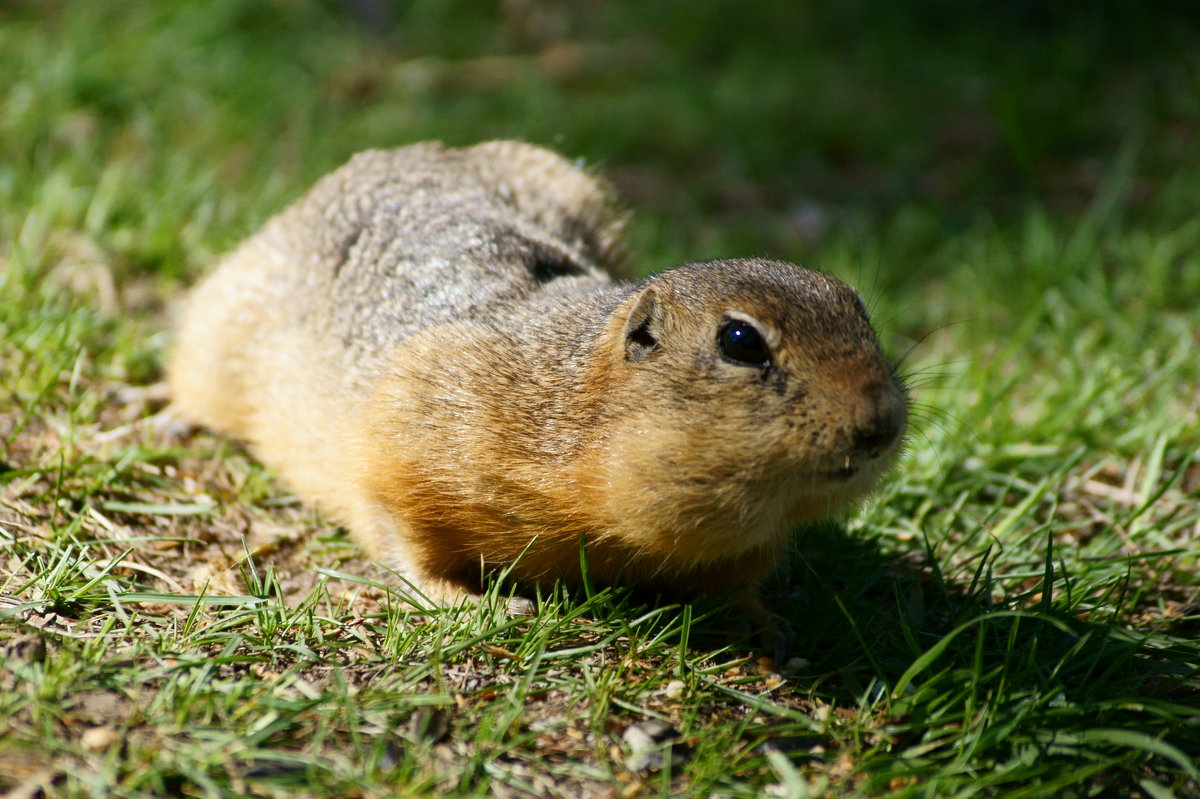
top-left (826, 465), bottom-right (860, 482)
top-left (815, 455), bottom-right (867, 483)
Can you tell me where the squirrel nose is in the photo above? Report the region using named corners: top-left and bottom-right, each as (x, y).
top-left (851, 385), bottom-right (907, 460)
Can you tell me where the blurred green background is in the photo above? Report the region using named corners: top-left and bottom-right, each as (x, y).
top-left (5, 0), bottom-right (1198, 281)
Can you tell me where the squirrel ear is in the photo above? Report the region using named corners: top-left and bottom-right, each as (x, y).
top-left (623, 287), bottom-right (662, 362)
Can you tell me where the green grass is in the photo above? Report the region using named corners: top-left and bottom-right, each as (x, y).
top-left (2, 1), bottom-right (1199, 796)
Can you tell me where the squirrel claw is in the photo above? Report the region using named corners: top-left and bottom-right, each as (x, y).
top-left (506, 596), bottom-right (536, 617)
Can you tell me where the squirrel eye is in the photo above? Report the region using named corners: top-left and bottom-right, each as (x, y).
top-left (718, 319), bottom-right (771, 367)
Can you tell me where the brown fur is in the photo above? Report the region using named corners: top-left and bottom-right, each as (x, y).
top-left (168, 140), bottom-right (907, 613)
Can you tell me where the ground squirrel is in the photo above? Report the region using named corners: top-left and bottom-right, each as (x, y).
top-left (168, 140), bottom-right (907, 618)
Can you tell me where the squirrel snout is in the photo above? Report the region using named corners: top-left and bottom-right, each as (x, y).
top-left (850, 383), bottom-right (907, 461)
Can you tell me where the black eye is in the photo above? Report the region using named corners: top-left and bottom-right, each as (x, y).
top-left (718, 319), bottom-right (771, 367)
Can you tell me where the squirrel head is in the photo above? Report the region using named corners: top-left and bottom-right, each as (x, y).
top-left (597, 258), bottom-right (908, 559)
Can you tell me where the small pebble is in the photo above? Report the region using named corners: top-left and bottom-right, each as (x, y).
top-left (622, 719), bottom-right (680, 772)
top-left (783, 657), bottom-right (810, 673)
top-left (81, 726), bottom-right (119, 752)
